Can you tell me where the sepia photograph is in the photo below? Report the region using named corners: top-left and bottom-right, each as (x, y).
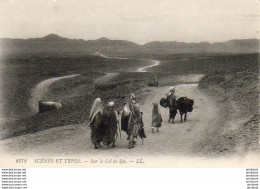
top-left (0, 0), bottom-right (259, 168)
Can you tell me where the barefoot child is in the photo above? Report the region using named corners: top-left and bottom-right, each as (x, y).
top-left (151, 103), bottom-right (163, 133)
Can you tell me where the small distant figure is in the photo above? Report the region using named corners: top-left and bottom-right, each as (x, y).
top-left (102, 101), bottom-right (119, 148)
top-left (148, 75), bottom-right (159, 86)
top-left (153, 75), bottom-right (158, 82)
top-left (151, 103), bottom-right (162, 133)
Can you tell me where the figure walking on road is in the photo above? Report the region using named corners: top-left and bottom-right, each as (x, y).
top-left (89, 98), bottom-right (104, 149)
top-left (166, 87), bottom-right (178, 123)
top-left (151, 103), bottom-right (163, 133)
top-left (102, 101), bottom-right (119, 147)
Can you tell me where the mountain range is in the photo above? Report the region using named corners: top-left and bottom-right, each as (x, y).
top-left (0, 34), bottom-right (259, 56)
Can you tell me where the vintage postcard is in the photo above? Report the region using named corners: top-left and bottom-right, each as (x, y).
top-left (0, 0), bottom-right (259, 168)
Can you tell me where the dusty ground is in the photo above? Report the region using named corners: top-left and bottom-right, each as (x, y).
top-left (0, 82), bottom-right (221, 158)
top-left (0, 53), bottom-right (258, 160)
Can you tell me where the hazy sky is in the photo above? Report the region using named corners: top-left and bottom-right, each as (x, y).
top-left (0, 0), bottom-right (259, 44)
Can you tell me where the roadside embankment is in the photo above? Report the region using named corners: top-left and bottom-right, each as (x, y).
top-left (198, 68), bottom-right (259, 156)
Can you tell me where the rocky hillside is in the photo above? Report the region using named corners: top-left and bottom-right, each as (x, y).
top-left (198, 67), bottom-right (259, 156)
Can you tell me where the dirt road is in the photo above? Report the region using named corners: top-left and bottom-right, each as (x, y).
top-left (0, 49), bottom-right (221, 159)
top-left (28, 71), bottom-right (119, 115)
top-left (0, 52), bottom-right (220, 158)
top-left (0, 81), bottom-right (219, 157)
top-left (137, 60), bottom-right (160, 72)
top-left (95, 51), bottom-right (161, 72)
top-left (28, 74), bottom-right (79, 113)
top-left (27, 52), bottom-right (158, 113)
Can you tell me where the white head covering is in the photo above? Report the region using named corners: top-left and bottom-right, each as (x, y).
top-left (169, 87), bottom-right (175, 93)
top-left (130, 93), bottom-right (136, 100)
top-left (123, 103), bottom-right (131, 116)
top-left (108, 101), bottom-right (114, 107)
top-left (89, 98), bottom-right (103, 122)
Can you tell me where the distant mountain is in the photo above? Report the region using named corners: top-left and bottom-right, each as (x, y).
top-left (84, 37), bottom-right (139, 55)
top-left (0, 34), bottom-right (259, 56)
top-left (0, 34), bottom-right (89, 55)
top-left (142, 39), bottom-right (259, 54)
top-left (0, 34), bottom-right (140, 55)
top-left (39, 33), bottom-right (66, 41)
top-left (210, 39), bottom-right (260, 53)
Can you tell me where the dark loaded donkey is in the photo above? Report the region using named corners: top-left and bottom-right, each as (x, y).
top-left (177, 97), bottom-right (194, 123)
top-left (160, 97), bottom-right (194, 123)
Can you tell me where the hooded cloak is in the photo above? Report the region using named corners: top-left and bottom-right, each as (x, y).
top-left (89, 98), bottom-right (103, 124)
top-left (102, 102), bottom-right (119, 145)
top-left (151, 103), bottom-right (162, 128)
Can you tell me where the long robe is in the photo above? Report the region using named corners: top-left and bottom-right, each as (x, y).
top-left (127, 102), bottom-right (142, 138)
top-left (151, 103), bottom-right (162, 128)
top-left (102, 108), bottom-right (119, 145)
top-left (90, 112), bottom-right (104, 145)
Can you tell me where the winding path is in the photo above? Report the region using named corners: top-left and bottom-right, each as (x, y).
top-left (95, 52), bottom-right (127, 60)
top-left (1, 53), bottom-right (221, 158)
top-left (95, 52), bottom-right (161, 72)
top-left (28, 74), bottom-right (79, 113)
top-left (137, 59), bottom-right (160, 72)
top-left (1, 52), bottom-right (257, 166)
top-left (0, 74), bottom-right (221, 158)
top-left (28, 52), bottom-right (160, 114)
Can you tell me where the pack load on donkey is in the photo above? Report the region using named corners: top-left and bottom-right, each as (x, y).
top-left (160, 96), bottom-right (195, 123)
top-left (160, 98), bottom-right (169, 108)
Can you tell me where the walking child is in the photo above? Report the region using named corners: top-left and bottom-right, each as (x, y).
top-left (151, 103), bottom-right (163, 133)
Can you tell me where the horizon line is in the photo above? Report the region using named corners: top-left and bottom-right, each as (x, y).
top-left (1, 33), bottom-right (259, 45)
